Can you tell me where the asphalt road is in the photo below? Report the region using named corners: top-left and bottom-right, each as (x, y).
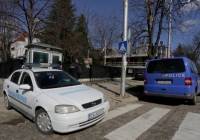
top-left (1, 80), bottom-right (200, 140)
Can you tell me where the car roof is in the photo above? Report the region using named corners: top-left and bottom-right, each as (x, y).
top-left (17, 68), bottom-right (62, 73)
top-left (31, 68), bottom-right (62, 72)
top-left (148, 57), bottom-right (188, 62)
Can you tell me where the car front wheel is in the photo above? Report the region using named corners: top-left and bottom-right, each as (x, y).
top-left (35, 109), bottom-right (53, 134)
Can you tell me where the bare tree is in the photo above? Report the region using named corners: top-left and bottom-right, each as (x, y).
top-left (13, 0), bottom-right (51, 44)
top-left (90, 15), bottom-right (121, 55)
top-left (173, 31), bottom-right (200, 65)
top-left (0, 0), bottom-right (18, 62)
top-left (129, 0), bottom-right (195, 57)
top-left (191, 32), bottom-right (200, 61)
top-left (130, 0), bottom-right (168, 57)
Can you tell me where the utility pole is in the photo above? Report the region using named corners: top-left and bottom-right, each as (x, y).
top-left (104, 39), bottom-right (107, 66)
top-left (127, 28), bottom-right (131, 56)
top-left (167, 0), bottom-right (172, 58)
top-left (121, 0), bottom-right (128, 97)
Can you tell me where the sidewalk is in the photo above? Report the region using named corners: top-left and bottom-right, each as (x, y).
top-left (86, 79), bottom-right (142, 110)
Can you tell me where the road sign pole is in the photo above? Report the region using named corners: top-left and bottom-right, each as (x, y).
top-left (121, 0), bottom-right (128, 97)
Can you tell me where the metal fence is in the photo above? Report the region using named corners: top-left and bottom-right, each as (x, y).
top-left (64, 64), bottom-right (124, 80)
top-left (0, 60), bottom-right (133, 80)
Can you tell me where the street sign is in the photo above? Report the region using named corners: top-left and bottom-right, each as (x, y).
top-left (118, 41), bottom-right (127, 54)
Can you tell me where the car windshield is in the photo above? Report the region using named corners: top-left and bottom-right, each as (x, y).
top-left (34, 71), bottom-right (81, 89)
top-left (147, 59), bottom-right (186, 73)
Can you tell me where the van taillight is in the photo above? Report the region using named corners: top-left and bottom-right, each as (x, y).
top-left (185, 77), bottom-right (192, 86)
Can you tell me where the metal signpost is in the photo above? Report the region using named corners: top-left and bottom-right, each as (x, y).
top-left (120, 0), bottom-right (128, 97)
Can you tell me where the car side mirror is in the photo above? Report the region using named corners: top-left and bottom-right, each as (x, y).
top-left (19, 84), bottom-right (32, 90)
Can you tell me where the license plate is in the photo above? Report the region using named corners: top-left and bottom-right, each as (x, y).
top-left (157, 80), bottom-right (172, 85)
top-left (88, 108), bottom-right (104, 120)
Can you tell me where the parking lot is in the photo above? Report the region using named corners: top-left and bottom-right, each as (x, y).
top-left (1, 79), bottom-right (200, 140)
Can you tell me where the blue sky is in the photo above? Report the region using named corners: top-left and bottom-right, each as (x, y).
top-left (73, 0), bottom-right (122, 16)
top-left (73, 0), bottom-right (200, 50)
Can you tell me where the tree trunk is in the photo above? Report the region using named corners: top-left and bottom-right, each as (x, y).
top-left (155, 0), bottom-right (165, 49)
top-left (146, 0), bottom-right (154, 58)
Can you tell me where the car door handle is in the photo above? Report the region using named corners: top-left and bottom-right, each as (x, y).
top-left (16, 90), bottom-right (19, 93)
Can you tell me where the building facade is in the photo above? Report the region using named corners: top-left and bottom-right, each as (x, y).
top-left (10, 32), bottom-right (40, 59)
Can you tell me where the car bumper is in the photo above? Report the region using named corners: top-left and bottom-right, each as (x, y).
top-left (50, 101), bottom-right (110, 133)
top-left (144, 90), bottom-right (194, 99)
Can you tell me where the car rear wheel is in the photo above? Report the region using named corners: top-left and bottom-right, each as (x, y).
top-left (35, 109), bottom-right (53, 134)
top-left (3, 93), bottom-right (11, 110)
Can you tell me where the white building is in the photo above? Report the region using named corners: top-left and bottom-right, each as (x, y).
top-left (10, 33), bottom-right (63, 66)
top-left (10, 32), bottom-right (40, 59)
top-left (132, 42), bottom-right (168, 58)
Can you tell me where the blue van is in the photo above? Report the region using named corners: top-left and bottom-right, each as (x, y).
top-left (144, 57), bottom-right (200, 105)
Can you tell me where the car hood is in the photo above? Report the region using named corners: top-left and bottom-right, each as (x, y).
top-left (41, 84), bottom-right (103, 107)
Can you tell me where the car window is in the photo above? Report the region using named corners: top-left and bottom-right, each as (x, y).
top-left (11, 71), bottom-right (21, 84)
top-left (34, 71), bottom-right (81, 89)
top-left (20, 72), bottom-right (33, 87)
top-left (147, 59), bottom-right (185, 73)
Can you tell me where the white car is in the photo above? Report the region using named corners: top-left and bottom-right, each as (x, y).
top-left (2, 68), bottom-right (110, 134)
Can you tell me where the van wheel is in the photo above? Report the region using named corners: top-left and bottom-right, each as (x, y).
top-left (190, 95), bottom-right (197, 105)
top-left (3, 93), bottom-right (11, 110)
top-left (35, 109), bottom-right (53, 134)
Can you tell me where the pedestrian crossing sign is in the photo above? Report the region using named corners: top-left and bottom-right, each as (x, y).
top-left (118, 41), bottom-right (127, 54)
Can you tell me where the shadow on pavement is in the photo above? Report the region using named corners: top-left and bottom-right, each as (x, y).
top-left (95, 83), bottom-right (120, 96)
top-left (1, 117), bottom-right (25, 126)
top-left (126, 86), bottom-right (190, 106)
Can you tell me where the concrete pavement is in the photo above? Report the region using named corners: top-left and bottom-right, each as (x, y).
top-left (1, 79), bottom-right (200, 140)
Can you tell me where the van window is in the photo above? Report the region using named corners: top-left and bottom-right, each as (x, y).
top-left (52, 55), bottom-right (60, 64)
top-left (33, 51), bottom-right (48, 64)
top-left (147, 59), bottom-right (185, 73)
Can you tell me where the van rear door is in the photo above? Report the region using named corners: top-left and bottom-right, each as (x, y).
top-left (146, 59), bottom-right (186, 95)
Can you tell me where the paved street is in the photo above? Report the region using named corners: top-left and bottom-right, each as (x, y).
top-left (1, 0), bottom-right (200, 139)
top-left (0, 80), bottom-right (200, 140)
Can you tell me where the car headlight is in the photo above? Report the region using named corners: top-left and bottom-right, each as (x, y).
top-left (55, 105), bottom-right (80, 114)
top-left (103, 95), bottom-right (108, 102)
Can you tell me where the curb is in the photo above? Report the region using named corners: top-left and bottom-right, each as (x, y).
top-left (79, 77), bottom-right (133, 82)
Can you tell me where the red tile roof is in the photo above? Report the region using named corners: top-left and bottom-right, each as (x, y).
top-left (14, 32), bottom-right (29, 42)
